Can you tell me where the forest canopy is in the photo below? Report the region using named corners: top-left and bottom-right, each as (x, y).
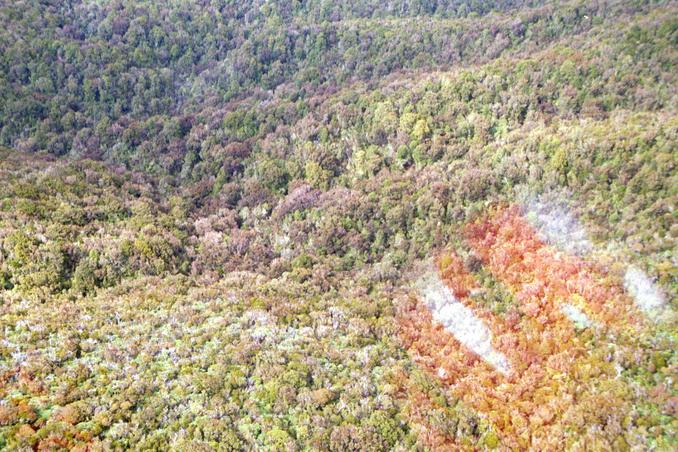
top-left (0, 0), bottom-right (676, 450)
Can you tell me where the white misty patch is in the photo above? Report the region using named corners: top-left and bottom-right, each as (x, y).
top-left (524, 197), bottom-right (592, 256)
top-left (417, 271), bottom-right (510, 375)
top-left (624, 266), bottom-right (665, 312)
top-left (273, 233), bottom-right (293, 259)
top-left (561, 303), bottom-right (592, 329)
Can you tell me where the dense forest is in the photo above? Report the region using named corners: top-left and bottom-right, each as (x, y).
top-left (0, 0), bottom-right (676, 450)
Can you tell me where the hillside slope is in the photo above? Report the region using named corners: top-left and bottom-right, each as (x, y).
top-left (0, 0), bottom-right (676, 450)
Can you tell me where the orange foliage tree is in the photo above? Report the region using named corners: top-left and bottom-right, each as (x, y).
top-left (398, 205), bottom-right (657, 450)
